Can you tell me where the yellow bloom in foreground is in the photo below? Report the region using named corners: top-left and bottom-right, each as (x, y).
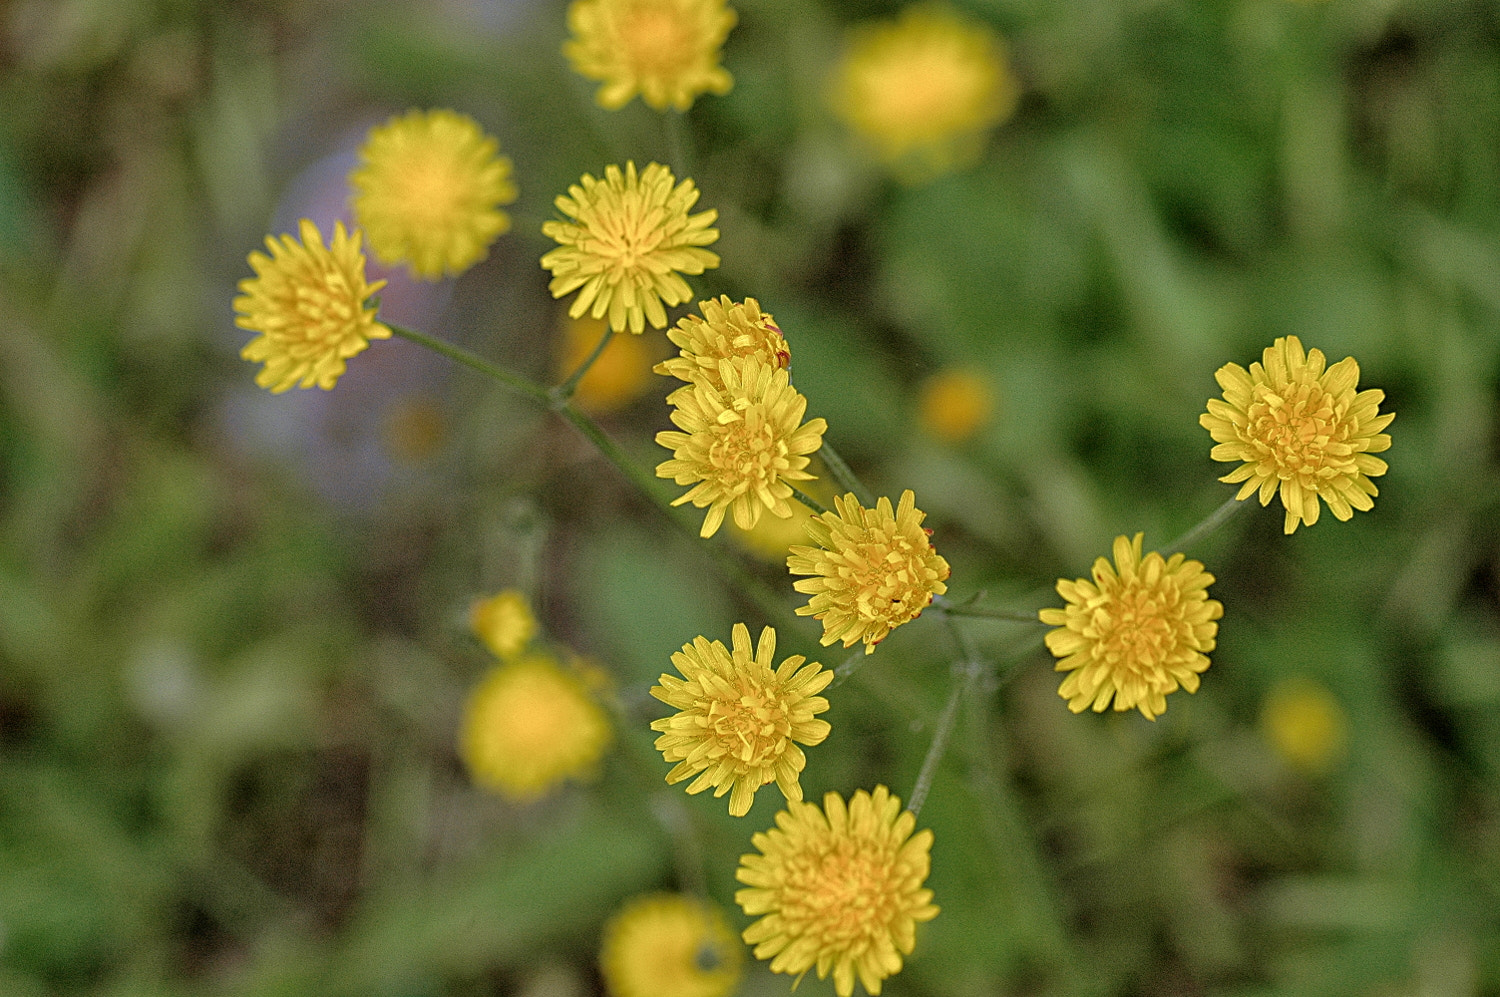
top-left (788, 491), bottom-right (951, 655)
top-left (601, 893), bottom-right (743, 997)
top-left (655, 295), bottom-right (791, 391)
top-left (1261, 676), bottom-right (1348, 775)
top-left (235, 219), bottom-right (390, 393)
top-left (542, 162), bottom-right (721, 334)
top-left (469, 589), bottom-right (537, 660)
top-left (832, 3), bottom-right (1019, 177)
top-left (918, 368), bottom-right (993, 443)
top-left (1200, 335), bottom-right (1394, 534)
top-left (559, 315), bottom-right (659, 414)
top-left (736, 786), bottom-right (938, 997)
top-left (1039, 534), bottom-right (1222, 721)
top-left (351, 108), bottom-right (516, 280)
top-left (565, 0), bottom-right (736, 112)
top-left (656, 357), bottom-right (827, 538)
top-left (651, 623), bottom-right (831, 817)
top-left (460, 655), bottom-right (612, 800)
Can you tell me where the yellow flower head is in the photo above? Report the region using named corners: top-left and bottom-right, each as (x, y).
top-left (735, 786), bottom-right (939, 997)
top-left (918, 368), bottom-right (993, 443)
top-left (831, 3), bottom-right (1019, 178)
top-left (564, 0), bottom-right (736, 112)
top-left (469, 589), bottom-right (538, 659)
top-left (560, 315), bottom-right (660, 414)
top-left (459, 655), bottom-right (612, 800)
top-left (1200, 335), bottom-right (1393, 534)
top-left (656, 357), bottom-right (827, 539)
top-left (234, 219), bottom-right (390, 393)
top-left (1039, 533), bottom-right (1222, 721)
top-left (788, 491), bottom-right (951, 655)
top-left (1261, 676), bottom-right (1348, 775)
top-left (651, 623), bottom-right (832, 817)
top-left (600, 893), bottom-right (744, 997)
top-left (542, 162), bottom-right (721, 334)
top-left (350, 109), bottom-right (517, 280)
top-left (655, 295), bottom-right (791, 391)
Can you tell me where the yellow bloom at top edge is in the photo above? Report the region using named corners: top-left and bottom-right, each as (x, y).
top-left (469, 588), bottom-right (537, 659)
top-left (459, 654), bottom-right (613, 800)
top-left (788, 490), bottom-right (951, 655)
top-left (655, 356), bottom-right (827, 538)
top-left (234, 219), bottom-right (390, 393)
top-left (351, 109), bottom-right (517, 280)
top-left (735, 785), bottom-right (939, 997)
top-left (655, 295), bottom-right (791, 392)
top-left (1039, 533), bottom-right (1222, 721)
top-left (1199, 335), bottom-right (1394, 534)
top-left (542, 161), bottom-right (721, 334)
top-left (831, 3), bottom-right (1019, 179)
top-left (600, 893), bottom-right (744, 997)
top-left (651, 623), bottom-right (831, 816)
top-left (565, 0), bottom-right (736, 112)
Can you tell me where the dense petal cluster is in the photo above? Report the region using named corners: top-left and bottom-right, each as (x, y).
top-left (656, 357), bottom-right (827, 538)
top-left (1200, 335), bottom-right (1394, 534)
top-left (831, 3), bottom-right (1019, 177)
top-left (459, 655), bottom-right (612, 800)
top-left (788, 491), bottom-right (951, 654)
top-left (564, 0), bottom-right (736, 112)
top-left (651, 623), bottom-right (831, 816)
top-left (469, 589), bottom-right (537, 660)
top-left (1039, 534), bottom-right (1222, 720)
top-left (235, 219), bottom-right (390, 393)
top-left (351, 108), bottom-right (516, 280)
top-left (655, 295), bottom-right (791, 391)
top-left (542, 162), bottom-right (721, 333)
top-left (600, 893), bottom-right (743, 997)
top-left (736, 786), bottom-right (938, 997)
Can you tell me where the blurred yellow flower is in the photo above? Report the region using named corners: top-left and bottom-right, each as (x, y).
top-left (651, 623), bottom-right (831, 817)
top-left (655, 295), bottom-right (791, 391)
top-left (565, 0), bottom-right (736, 112)
top-left (656, 357), bottom-right (827, 538)
top-left (1261, 676), bottom-right (1348, 774)
top-left (600, 893), bottom-right (743, 997)
top-left (351, 109), bottom-right (516, 280)
top-left (559, 315), bottom-right (659, 414)
top-left (788, 491), bottom-right (950, 655)
top-left (831, 3), bottom-right (1019, 178)
top-left (917, 368), bottom-right (994, 443)
top-left (1200, 335), bottom-right (1394, 535)
top-left (469, 589), bottom-right (537, 660)
top-left (235, 219), bottom-right (390, 393)
top-left (542, 162), bottom-right (721, 334)
top-left (460, 655), bottom-right (612, 800)
top-left (736, 785), bottom-right (938, 997)
top-left (1040, 533), bottom-right (1222, 721)
top-left (727, 496), bottom-right (817, 563)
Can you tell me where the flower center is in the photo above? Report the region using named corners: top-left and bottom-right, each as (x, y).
top-left (874, 47), bottom-right (982, 134)
top-left (290, 267), bottom-right (357, 341)
top-left (846, 532), bottom-right (933, 624)
top-left (781, 839), bottom-right (898, 947)
top-left (706, 676), bottom-right (791, 764)
top-left (619, 2), bottom-right (694, 75)
top-left (708, 416), bottom-right (790, 495)
top-left (1095, 583), bottom-right (1180, 673)
top-left (1245, 381), bottom-right (1355, 480)
top-left (392, 150), bottom-right (466, 228)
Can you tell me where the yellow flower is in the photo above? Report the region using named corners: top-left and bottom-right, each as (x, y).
top-left (1039, 533), bottom-right (1222, 721)
top-left (656, 357), bottom-right (827, 539)
top-left (787, 491), bottom-right (951, 655)
top-left (655, 295), bottom-right (791, 391)
top-left (541, 162), bottom-right (721, 334)
top-left (600, 893), bottom-right (743, 997)
top-left (650, 623), bottom-right (832, 817)
top-left (234, 219), bottom-right (390, 393)
top-left (918, 368), bottom-right (993, 443)
top-left (728, 496), bottom-right (817, 564)
top-left (559, 315), bottom-right (660, 414)
top-left (350, 109), bottom-right (517, 280)
top-left (469, 589), bottom-right (538, 659)
top-left (459, 655), bottom-right (612, 800)
top-left (831, 3), bottom-right (1019, 178)
top-left (1200, 335), bottom-right (1394, 534)
top-left (1261, 676), bottom-right (1348, 774)
top-left (564, 0), bottom-right (736, 112)
top-left (735, 786), bottom-right (938, 997)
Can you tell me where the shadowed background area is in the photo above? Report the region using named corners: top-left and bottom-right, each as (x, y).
top-left (0, 0), bottom-right (1497, 995)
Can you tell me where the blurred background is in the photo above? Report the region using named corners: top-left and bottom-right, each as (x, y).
top-left (1, 0), bottom-right (1498, 994)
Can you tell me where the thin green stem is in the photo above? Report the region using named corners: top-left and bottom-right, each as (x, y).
top-left (907, 660), bottom-right (977, 818)
top-left (387, 323), bottom-right (551, 406)
top-left (1164, 494), bottom-right (1249, 553)
top-left (828, 647), bottom-right (869, 689)
top-left (555, 325), bottom-right (614, 400)
top-left (932, 594), bottom-right (1044, 624)
top-left (818, 440), bottom-right (875, 507)
top-left (662, 111), bottom-right (695, 177)
top-left (790, 488), bottom-right (828, 516)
